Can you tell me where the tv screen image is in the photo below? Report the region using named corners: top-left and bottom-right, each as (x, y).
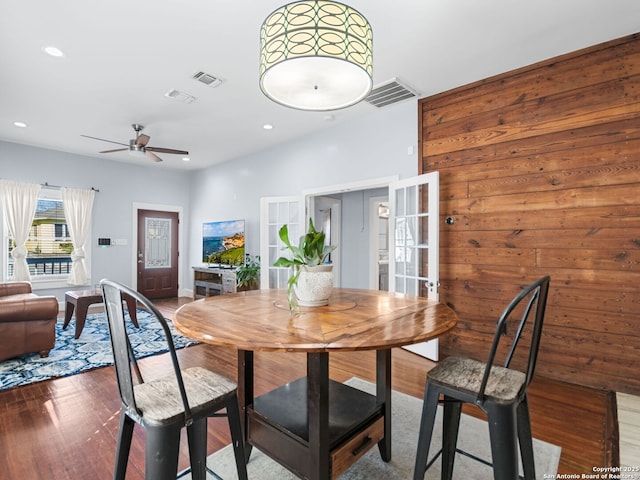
top-left (202, 219), bottom-right (245, 266)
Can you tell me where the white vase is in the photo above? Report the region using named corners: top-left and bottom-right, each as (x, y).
top-left (294, 264), bottom-right (333, 307)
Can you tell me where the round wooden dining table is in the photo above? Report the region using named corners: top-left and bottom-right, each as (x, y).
top-left (174, 288), bottom-right (458, 480)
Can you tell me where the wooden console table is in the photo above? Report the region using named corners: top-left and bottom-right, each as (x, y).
top-left (192, 266), bottom-right (238, 299)
top-left (174, 288), bottom-right (458, 480)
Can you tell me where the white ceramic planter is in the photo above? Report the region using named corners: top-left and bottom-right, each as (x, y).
top-left (294, 264), bottom-right (333, 306)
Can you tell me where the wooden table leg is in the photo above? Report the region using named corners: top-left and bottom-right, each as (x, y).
top-left (73, 297), bottom-right (93, 339)
top-left (237, 349), bottom-right (253, 463)
top-left (376, 349), bottom-right (392, 462)
top-left (62, 296), bottom-right (75, 330)
top-left (307, 352), bottom-right (330, 480)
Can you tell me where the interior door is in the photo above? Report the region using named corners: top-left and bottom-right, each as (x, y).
top-left (389, 171), bottom-right (440, 360)
top-left (137, 209), bottom-right (178, 299)
top-left (310, 195), bottom-right (341, 288)
top-left (260, 196), bottom-right (304, 289)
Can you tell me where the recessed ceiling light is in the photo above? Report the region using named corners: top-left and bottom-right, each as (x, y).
top-left (263, 124), bottom-right (274, 130)
top-left (43, 46), bottom-right (64, 57)
top-left (13, 121), bottom-right (28, 128)
top-left (182, 157), bottom-right (190, 162)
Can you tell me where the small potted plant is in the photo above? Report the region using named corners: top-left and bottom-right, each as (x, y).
top-left (236, 254), bottom-right (260, 291)
top-left (273, 218), bottom-right (336, 310)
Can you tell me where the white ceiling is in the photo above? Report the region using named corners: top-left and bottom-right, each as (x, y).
top-left (1, 0), bottom-right (639, 171)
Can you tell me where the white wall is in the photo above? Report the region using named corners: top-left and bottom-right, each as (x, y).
top-left (339, 187), bottom-right (388, 288)
top-left (187, 100), bottom-right (419, 276)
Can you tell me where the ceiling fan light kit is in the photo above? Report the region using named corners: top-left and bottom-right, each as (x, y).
top-left (259, 0), bottom-right (373, 111)
top-left (81, 124), bottom-right (188, 163)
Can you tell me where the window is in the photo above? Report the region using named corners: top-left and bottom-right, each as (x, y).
top-left (4, 188), bottom-right (74, 281)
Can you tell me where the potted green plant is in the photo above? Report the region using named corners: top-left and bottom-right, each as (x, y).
top-left (273, 218), bottom-right (337, 310)
top-left (236, 254), bottom-right (260, 291)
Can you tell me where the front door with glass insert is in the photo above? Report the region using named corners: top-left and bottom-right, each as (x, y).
top-left (137, 209), bottom-right (178, 299)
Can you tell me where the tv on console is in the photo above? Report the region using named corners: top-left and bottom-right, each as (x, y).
top-left (202, 219), bottom-right (245, 267)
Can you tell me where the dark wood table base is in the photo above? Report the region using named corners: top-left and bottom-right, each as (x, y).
top-left (239, 349), bottom-right (392, 480)
top-left (63, 289), bottom-right (139, 339)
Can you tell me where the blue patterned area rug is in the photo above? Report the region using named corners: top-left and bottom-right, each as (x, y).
top-left (0, 309), bottom-right (198, 391)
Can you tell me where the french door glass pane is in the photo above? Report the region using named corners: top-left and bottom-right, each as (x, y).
top-left (395, 189), bottom-right (405, 216)
top-left (406, 185), bottom-right (417, 215)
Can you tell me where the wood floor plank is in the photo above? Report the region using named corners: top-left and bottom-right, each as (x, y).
top-left (0, 297), bottom-right (615, 478)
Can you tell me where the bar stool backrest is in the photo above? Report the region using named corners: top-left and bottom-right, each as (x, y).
top-left (477, 275), bottom-right (550, 405)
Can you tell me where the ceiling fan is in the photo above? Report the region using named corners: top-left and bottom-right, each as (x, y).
top-left (81, 124), bottom-right (188, 162)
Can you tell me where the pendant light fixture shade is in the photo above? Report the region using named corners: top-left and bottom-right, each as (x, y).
top-left (260, 0), bottom-right (373, 111)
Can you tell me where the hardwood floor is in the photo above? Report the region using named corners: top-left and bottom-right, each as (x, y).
top-left (0, 297), bottom-right (617, 479)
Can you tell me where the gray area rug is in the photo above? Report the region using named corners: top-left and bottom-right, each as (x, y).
top-left (196, 377), bottom-right (561, 479)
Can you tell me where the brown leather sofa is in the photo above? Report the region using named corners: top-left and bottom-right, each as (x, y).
top-left (0, 281), bottom-right (59, 361)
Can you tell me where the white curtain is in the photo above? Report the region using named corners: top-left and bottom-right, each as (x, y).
top-left (61, 187), bottom-right (95, 285)
top-left (0, 180), bottom-right (41, 281)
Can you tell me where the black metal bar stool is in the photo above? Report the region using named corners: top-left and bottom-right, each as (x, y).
top-left (413, 276), bottom-right (550, 480)
top-left (101, 279), bottom-right (248, 480)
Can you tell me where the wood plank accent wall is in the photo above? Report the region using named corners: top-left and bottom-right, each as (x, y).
top-left (418, 33), bottom-right (640, 395)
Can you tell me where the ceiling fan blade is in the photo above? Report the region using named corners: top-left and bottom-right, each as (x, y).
top-left (81, 134), bottom-right (128, 147)
top-left (146, 147), bottom-right (189, 155)
top-left (100, 148), bottom-right (128, 154)
top-left (135, 134), bottom-right (150, 147)
top-left (145, 151), bottom-right (163, 162)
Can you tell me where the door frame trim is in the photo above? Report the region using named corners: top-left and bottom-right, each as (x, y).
top-left (369, 195), bottom-right (388, 290)
top-left (132, 203), bottom-right (184, 296)
top-left (302, 176), bottom-right (398, 198)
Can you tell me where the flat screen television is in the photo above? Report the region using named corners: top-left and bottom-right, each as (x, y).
top-left (202, 219), bottom-right (245, 266)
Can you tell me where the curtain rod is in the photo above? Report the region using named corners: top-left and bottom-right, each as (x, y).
top-left (42, 182), bottom-right (99, 193)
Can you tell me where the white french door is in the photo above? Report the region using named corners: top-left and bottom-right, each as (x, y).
top-left (389, 171), bottom-right (440, 360)
top-left (259, 196), bottom-right (304, 289)
top-left (259, 173), bottom-right (441, 361)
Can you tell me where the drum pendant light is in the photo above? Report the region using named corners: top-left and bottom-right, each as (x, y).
top-left (259, 0), bottom-right (373, 111)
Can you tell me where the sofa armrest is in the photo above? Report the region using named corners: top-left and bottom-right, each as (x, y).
top-left (0, 281), bottom-right (33, 297)
top-left (0, 294), bottom-right (59, 322)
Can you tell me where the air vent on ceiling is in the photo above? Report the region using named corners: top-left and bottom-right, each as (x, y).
top-left (193, 71), bottom-right (223, 88)
top-left (365, 78), bottom-right (418, 108)
top-left (164, 88), bottom-right (196, 104)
